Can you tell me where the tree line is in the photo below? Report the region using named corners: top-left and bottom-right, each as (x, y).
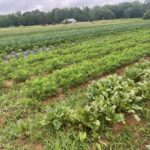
top-left (0, 0), bottom-right (150, 27)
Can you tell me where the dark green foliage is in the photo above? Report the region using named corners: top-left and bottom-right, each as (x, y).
top-left (143, 10), bottom-right (150, 19)
top-left (0, 1), bottom-right (149, 27)
top-left (124, 2), bottom-right (144, 18)
top-left (92, 6), bottom-right (115, 20)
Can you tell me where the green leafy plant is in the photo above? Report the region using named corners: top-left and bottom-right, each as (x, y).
top-left (40, 61), bottom-right (150, 140)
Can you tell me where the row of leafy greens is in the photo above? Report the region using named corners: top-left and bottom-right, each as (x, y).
top-left (40, 61), bottom-right (150, 141)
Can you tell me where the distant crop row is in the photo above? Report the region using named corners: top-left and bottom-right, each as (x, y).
top-left (1, 29), bottom-right (149, 83)
top-left (25, 43), bottom-right (150, 100)
top-left (0, 21), bottom-right (150, 55)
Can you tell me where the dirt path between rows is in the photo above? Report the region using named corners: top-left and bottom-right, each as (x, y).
top-left (42, 56), bottom-right (150, 105)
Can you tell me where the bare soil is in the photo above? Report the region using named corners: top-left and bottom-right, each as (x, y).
top-left (112, 114), bottom-right (143, 133)
top-left (34, 143), bottom-right (45, 150)
top-left (3, 80), bottom-right (14, 88)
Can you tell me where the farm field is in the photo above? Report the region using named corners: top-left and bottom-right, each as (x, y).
top-left (0, 19), bottom-right (150, 149)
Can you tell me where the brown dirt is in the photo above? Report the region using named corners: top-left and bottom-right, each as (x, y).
top-left (30, 76), bottom-right (37, 80)
top-left (125, 114), bottom-right (142, 127)
top-left (112, 122), bottom-right (125, 133)
top-left (0, 117), bottom-right (5, 126)
top-left (112, 114), bottom-right (143, 133)
top-left (42, 92), bottom-right (65, 105)
top-left (16, 137), bottom-right (45, 149)
top-left (34, 143), bottom-right (45, 150)
top-left (141, 141), bottom-right (150, 150)
top-left (3, 80), bottom-right (14, 88)
top-left (16, 138), bottom-right (27, 146)
top-left (116, 67), bottom-right (126, 75)
top-left (146, 56), bottom-right (150, 61)
top-left (16, 137), bottom-right (31, 149)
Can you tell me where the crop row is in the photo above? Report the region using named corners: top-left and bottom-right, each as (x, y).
top-left (1, 29), bottom-right (149, 84)
top-left (0, 19), bottom-right (141, 38)
top-left (25, 42), bottom-right (150, 100)
top-left (40, 61), bottom-right (150, 140)
top-left (0, 21), bottom-right (150, 55)
top-left (1, 29), bottom-right (136, 64)
top-left (7, 28), bottom-right (150, 63)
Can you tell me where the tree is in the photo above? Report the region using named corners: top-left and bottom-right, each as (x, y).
top-left (143, 0), bottom-right (150, 11)
top-left (143, 10), bottom-right (150, 19)
top-left (83, 7), bottom-right (92, 21)
top-left (124, 2), bottom-right (144, 18)
top-left (92, 6), bottom-right (115, 20)
top-left (72, 7), bottom-right (85, 21)
top-left (105, 5), bottom-right (121, 18)
top-left (0, 1), bottom-right (148, 27)
top-left (118, 2), bottom-right (133, 18)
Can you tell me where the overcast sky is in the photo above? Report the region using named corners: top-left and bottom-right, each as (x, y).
top-left (0, 0), bottom-right (143, 14)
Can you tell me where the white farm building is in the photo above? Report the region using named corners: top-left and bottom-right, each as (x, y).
top-left (61, 18), bottom-right (77, 24)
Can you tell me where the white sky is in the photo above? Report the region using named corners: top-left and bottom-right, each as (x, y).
top-left (0, 0), bottom-right (144, 14)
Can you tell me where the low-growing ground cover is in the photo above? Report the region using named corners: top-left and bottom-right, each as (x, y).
top-left (0, 28), bottom-right (150, 84)
top-left (0, 19), bottom-right (150, 149)
top-left (0, 19), bottom-right (149, 56)
top-left (0, 60), bottom-right (150, 149)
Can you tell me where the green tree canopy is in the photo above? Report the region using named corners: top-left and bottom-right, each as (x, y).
top-left (143, 10), bottom-right (150, 19)
top-left (92, 6), bottom-right (115, 20)
top-left (0, 1), bottom-right (148, 27)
